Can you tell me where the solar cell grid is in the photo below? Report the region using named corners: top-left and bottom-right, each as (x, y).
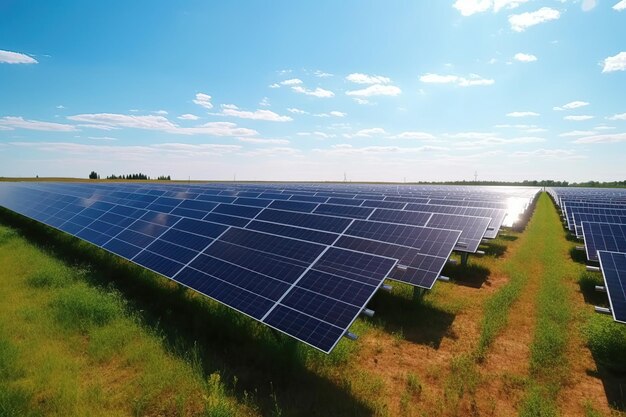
top-left (582, 222), bottom-right (626, 261)
top-left (598, 251), bottom-right (626, 323)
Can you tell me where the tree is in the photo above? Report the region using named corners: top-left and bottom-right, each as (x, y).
top-left (89, 171), bottom-right (98, 180)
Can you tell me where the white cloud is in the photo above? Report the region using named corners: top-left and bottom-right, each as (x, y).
top-left (297, 131), bottom-right (334, 139)
top-left (419, 73), bottom-right (494, 87)
top-left (494, 0), bottom-right (529, 12)
top-left (392, 131), bottom-right (436, 141)
top-left (76, 124), bottom-right (118, 131)
top-left (269, 83), bottom-right (280, 89)
top-left (607, 112), bottom-right (626, 120)
top-left (314, 143), bottom-right (448, 156)
top-left (88, 136), bottom-right (118, 141)
top-left (581, 0), bottom-right (597, 11)
top-left (237, 137), bottom-right (290, 145)
top-left (8, 141), bottom-right (242, 159)
top-left (453, 0), bottom-right (492, 16)
top-left (564, 115), bottom-right (594, 121)
top-left (553, 101), bottom-right (590, 111)
top-left (345, 73), bottom-right (391, 84)
top-left (453, 0), bottom-right (529, 15)
top-left (509, 7), bottom-right (560, 32)
top-left (259, 97), bottom-right (270, 107)
top-left (506, 111), bottom-right (540, 117)
top-left (595, 125), bottom-right (616, 130)
top-left (56, 105), bottom-right (65, 109)
top-left (178, 113), bottom-right (199, 120)
top-left (216, 105), bottom-right (292, 122)
top-left (602, 52), bottom-right (626, 72)
top-left (67, 113), bottom-right (258, 136)
top-left (343, 128), bottom-right (388, 138)
top-left (614, 0), bottom-right (626, 11)
top-left (0, 116), bottom-right (77, 131)
top-left (291, 86), bottom-right (335, 98)
top-left (0, 49), bottom-right (38, 64)
top-left (193, 93), bottom-right (213, 109)
top-left (314, 70), bottom-right (333, 78)
top-left (287, 108), bottom-right (308, 114)
top-left (574, 133), bottom-right (626, 144)
top-left (510, 148), bottom-right (582, 159)
top-left (514, 53), bottom-right (537, 62)
top-left (446, 132), bottom-right (497, 140)
top-left (280, 78), bottom-right (303, 86)
top-left (153, 110), bottom-right (168, 115)
top-left (345, 84), bottom-right (401, 97)
top-left (329, 111), bottom-right (346, 117)
top-left (558, 130), bottom-right (595, 137)
top-left (68, 113), bottom-right (177, 130)
top-left (353, 98), bottom-right (371, 105)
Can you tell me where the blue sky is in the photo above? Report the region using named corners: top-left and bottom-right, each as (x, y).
top-left (1, 0), bottom-right (625, 182)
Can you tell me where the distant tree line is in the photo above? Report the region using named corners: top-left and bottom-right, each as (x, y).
top-left (414, 179), bottom-right (626, 188)
top-left (88, 172), bottom-right (171, 181)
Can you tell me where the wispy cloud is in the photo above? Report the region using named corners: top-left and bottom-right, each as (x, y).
top-left (391, 132), bottom-right (436, 141)
top-left (193, 93), bottom-right (213, 109)
top-left (343, 128), bottom-right (388, 138)
top-left (178, 114), bottom-right (199, 120)
top-left (346, 73), bottom-right (391, 84)
top-left (237, 137), bottom-right (290, 145)
top-left (291, 85), bottom-right (335, 98)
top-left (67, 113), bottom-right (258, 136)
top-left (564, 115), bottom-right (594, 121)
top-left (509, 7), bottom-right (560, 32)
top-left (514, 53), bottom-right (537, 62)
top-left (313, 70), bottom-right (333, 78)
top-left (452, 0), bottom-right (530, 16)
top-left (346, 84), bottom-right (401, 97)
top-left (216, 105), bottom-right (292, 122)
top-left (558, 130), bottom-right (595, 137)
top-left (574, 133), bottom-right (626, 144)
top-left (510, 148), bottom-right (583, 159)
top-left (280, 78), bottom-right (303, 86)
top-left (607, 112), bottom-right (626, 121)
top-left (0, 116), bottom-right (77, 131)
top-left (553, 101), bottom-right (589, 111)
top-left (88, 136), bottom-right (118, 141)
top-left (506, 111), bottom-right (540, 117)
top-left (614, 0), bottom-right (626, 11)
top-left (602, 52), bottom-right (626, 72)
top-left (0, 49), bottom-right (38, 64)
top-left (419, 73), bottom-right (494, 87)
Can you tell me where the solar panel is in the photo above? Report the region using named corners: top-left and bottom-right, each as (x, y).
top-left (0, 182), bottom-right (401, 353)
top-left (567, 207), bottom-right (626, 232)
top-left (582, 222), bottom-right (626, 262)
top-left (573, 213), bottom-right (626, 237)
top-left (597, 251), bottom-right (626, 324)
top-left (405, 203), bottom-right (505, 239)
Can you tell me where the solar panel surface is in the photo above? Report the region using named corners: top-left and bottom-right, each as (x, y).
top-left (598, 251), bottom-right (626, 323)
top-left (582, 222), bottom-right (626, 262)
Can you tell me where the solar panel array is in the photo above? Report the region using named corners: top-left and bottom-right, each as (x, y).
top-left (0, 182), bottom-right (538, 352)
top-left (549, 187), bottom-right (626, 325)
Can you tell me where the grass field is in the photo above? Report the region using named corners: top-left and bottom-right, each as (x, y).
top-left (1, 193), bottom-right (625, 416)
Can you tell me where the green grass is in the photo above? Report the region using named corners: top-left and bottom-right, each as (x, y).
top-left (518, 193), bottom-right (576, 415)
top-left (583, 314), bottom-right (626, 372)
top-left (0, 223), bottom-right (253, 417)
top-left (474, 197), bottom-right (541, 361)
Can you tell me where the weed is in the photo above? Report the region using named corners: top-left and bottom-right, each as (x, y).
top-left (583, 314), bottom-right (626, 372)
top-left (51, 284), bottom-right (122, 331)
top-left (407, 372), bottom-right (422, 396)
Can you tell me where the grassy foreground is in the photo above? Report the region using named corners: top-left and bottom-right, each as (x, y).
top-left (0, 225), bottom-right (255, 417)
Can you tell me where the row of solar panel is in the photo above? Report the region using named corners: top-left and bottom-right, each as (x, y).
top-left (549, 187), bottom-right (626, 324)
top-left (23, 182), bottom-right (497, 250)
top-left (0, 182), bottom-right (529, 352)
